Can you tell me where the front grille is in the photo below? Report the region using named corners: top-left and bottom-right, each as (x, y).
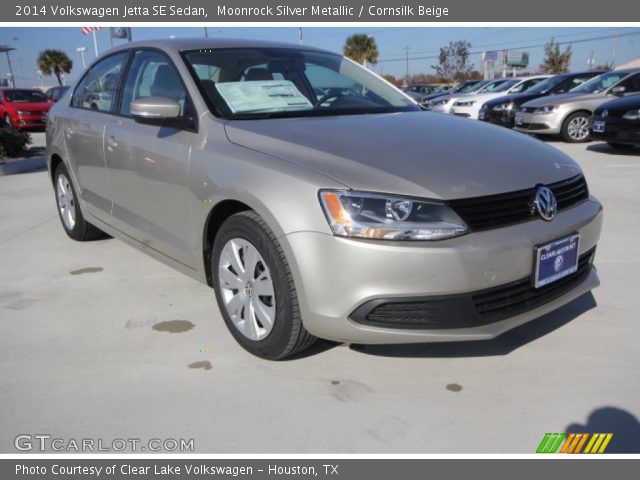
top-left (447, 174), bottom-right (588, 231)
top-left (472, 247), bottom-right (595, 321)
top-left (350, 248), bottom-right (596, 329)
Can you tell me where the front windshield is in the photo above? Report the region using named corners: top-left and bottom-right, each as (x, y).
top-left (494, 79), bottom-right (520, 92)
top-left (183, 48), bottom-right (418, 119)
top-left (478, 79), bottom-right (509, 93)
top-left (456, 80), bottom-right (484, 93)
top-left (524, 76), bottom-right (564, 95)
top-left (571, 71), bottom-right (626, 94)
top-left (5, 90), bottom-right (49, 103)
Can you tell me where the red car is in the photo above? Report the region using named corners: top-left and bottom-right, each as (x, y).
top-left (0, 88), bottom-right (53, 130)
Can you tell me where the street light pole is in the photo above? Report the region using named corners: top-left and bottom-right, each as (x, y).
top-left (0, 46), bottom-right (16, 88)
top-left (76, 47), bottom-right (87, 69)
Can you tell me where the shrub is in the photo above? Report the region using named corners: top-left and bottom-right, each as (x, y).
top-left (0, 127), bottom-right (31, 159)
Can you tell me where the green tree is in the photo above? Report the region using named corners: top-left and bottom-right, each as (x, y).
top-left (37, 49), bottom-right (73, 86)
top-left (431, 40), bottom-right (474, 82)
top-left (540, 39), bottom-right (572, 74)
top-left (343, 34), bottom-right (379, 66)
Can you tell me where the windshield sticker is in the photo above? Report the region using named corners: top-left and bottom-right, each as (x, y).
top-left (215, 80), bottom-right (313, 114)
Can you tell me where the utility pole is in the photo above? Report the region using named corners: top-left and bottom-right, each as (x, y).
top-left (404, 46), bottom-right (410, 83)
top-left (611, 28), bottom-right (618, 68)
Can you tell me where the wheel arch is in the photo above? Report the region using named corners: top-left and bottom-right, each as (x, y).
top-left (202, 199), bottom-right (254, 287)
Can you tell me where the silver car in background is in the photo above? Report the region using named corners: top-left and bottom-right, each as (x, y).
top-left (429, 78), bottom-right (511, 114)
top-left (514, 68), bottom-right (640, 142)
top-left (47, 39), bottom-right (603, 359)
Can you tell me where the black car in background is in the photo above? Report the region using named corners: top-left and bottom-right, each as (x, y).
top-left (590, 94), bottom-right (640, 150)
top-left (479, 71), bottom-right (604, 128)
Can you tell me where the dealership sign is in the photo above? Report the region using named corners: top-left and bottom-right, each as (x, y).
top-left (504, 50), bottom-right (530, 67)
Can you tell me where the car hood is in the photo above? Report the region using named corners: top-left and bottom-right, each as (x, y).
top-left (522, 91), bottom-right (605, 108)
top-left (223, 112), bottom-right (582, 200)
top-left (595, 93), bottom-right (640, 114)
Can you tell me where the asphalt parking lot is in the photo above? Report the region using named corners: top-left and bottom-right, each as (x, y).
top-left (1, 132), bottom-right (639, 453)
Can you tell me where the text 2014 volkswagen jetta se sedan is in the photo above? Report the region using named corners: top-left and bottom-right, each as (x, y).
top-left (47, 39), bottom-right (603, 359)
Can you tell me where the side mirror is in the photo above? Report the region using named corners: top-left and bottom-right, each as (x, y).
top-left (610, 85), bottom-right (626, 96)
top-left (130, 97), bottom-right (194, 129)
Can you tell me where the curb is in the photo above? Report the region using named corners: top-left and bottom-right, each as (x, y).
top-left (0, 156), bottom-right (47, 176)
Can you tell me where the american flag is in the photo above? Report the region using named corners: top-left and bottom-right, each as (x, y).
top-left (81, 27), bottom-right (101, 35)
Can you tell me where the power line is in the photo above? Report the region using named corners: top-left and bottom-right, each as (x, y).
top-left (376, 29), bottom-right (640, 64)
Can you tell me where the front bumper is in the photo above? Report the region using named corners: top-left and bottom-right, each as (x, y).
top-left (451, 104), bottom-right (481, 119)
top-left (282, 198), bottom-right (603, 344)
top-left (590, 115), bottom-right (640, 145)
top-left (513, 110), bottom-right (565, 135)
top-left (14, 114), bottom-right (47, 129)
top-left (480, 108), bottom-right (515, 128)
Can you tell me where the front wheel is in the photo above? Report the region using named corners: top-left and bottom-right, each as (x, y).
top-left (211, 211), bottom-right (316, 360)
top-left (561, 112), bottom-right (591, 143)
top-left (54, 163), bottom-right (107, 241)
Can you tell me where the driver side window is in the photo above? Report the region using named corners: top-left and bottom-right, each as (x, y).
top-left (119, 50), bottom-right (190, 117)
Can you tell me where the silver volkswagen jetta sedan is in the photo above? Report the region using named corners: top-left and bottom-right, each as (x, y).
top-left (47, 39), bottom-right (603, 359)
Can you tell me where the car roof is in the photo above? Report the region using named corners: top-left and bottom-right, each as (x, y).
top-left (102, 38), bottom-right (333, 57)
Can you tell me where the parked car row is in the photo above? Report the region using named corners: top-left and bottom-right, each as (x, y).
top-left (0, 86), bottom-right (70, 131)
top-left (425, 68), bottom-right (640, 148)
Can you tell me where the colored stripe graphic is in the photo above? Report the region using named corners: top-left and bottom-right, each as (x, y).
top-left (538, 433), bottom-right (613, 453)
top-left (537, 433), bottom-right (565, 453)
top-left (584, 433), bottom-right (613, 454)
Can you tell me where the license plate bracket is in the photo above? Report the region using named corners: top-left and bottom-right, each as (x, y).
top-left (534, 234), bottom-right (580, 288)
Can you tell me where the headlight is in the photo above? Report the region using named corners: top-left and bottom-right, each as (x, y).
top-left (493, 102), bottom-right (513, 112)
top-left (453, 100), bottom-right (476, 107)
top-left (319, 190), bottom-right (469, 241)
top-left (16, 110), bottom-right (30, 116)
top-left (622, 109), bottom-right (640, 120)
top-left (431, 99), bottom-right (449, 107)
top-left (532, 105), bottom-right (558, 115)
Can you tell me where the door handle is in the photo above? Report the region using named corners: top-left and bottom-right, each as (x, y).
top-left (106, 135), bottom-right (118, 151)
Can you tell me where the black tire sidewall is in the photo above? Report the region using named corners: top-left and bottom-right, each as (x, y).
top-left (211, 213), bottom-right (297, 360)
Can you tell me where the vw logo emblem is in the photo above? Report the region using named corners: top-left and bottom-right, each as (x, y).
top-left (533, 186), bottom-right (557, 221)
top-left (554, 255), bottom-right (565, 272)
top-left (601, 110), bottom-right (608, 118)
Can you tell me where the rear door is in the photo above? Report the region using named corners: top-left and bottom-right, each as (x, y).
top-left (103, 49), bottom-right (197, 267)
top-left (64, 51), bottom-right (130, 219)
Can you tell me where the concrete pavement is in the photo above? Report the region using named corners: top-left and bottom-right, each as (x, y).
top-left (0, 140), bottom-right (638, 453)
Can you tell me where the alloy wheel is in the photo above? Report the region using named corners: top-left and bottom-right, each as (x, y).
top-left (567, 116), bottom-right (589, 141)
top-left (218, 238), bottom-right (276, 341)
top-left (56, 173), bottom-right (76, 231)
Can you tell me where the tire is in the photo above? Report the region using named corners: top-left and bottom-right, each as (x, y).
top-left (211, 211), bottom-right (316, 360)
top-left (53, 163), bottom-right (106, 241)
top-left (607, 142), bottom-right (635, 150)
top-left (561, 112), bottom-right (591, 143)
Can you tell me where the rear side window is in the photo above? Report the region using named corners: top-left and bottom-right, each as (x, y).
top-left (71, 52), bottom-right (129, 112)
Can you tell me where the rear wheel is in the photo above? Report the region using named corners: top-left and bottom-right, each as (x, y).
top-left (561, 112), bottom-right (591, 143)
top-left (54, 163), bottom-right (106, 241)
top-left (607, 142), bottom-right (635, 150)
top-left (212, 211), bottom-right (316, 360)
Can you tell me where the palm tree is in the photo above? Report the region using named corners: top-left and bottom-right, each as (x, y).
top-left (343, 34), bottom-right (379, 67)
top-left (37, 50), bottom-right (73, 86)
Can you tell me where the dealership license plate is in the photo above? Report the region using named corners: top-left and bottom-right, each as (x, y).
top-left (592, 121), bottom-right (606, 133)
top-left (534, 234), bottom-right (580, 288)
top-left (515, 112), bottom-right (524, 126)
